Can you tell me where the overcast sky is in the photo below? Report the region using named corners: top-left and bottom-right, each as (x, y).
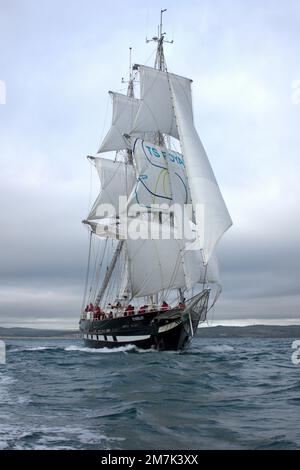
top-left (0, 0), bottom-right (299, 328)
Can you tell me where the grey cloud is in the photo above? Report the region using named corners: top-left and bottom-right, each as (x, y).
top-left (0, 0), bottom-right (299, 327)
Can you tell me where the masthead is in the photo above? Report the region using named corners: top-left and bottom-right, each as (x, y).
top-left (146, 9), bottom-right (174, 71)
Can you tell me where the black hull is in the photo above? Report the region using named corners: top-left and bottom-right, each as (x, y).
top-left (82, 321), bottom-right (188, 351)
top-left (79, 289), bottom-right (210, 351)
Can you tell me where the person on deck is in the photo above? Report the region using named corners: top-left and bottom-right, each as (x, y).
top-left (161, 301), bottom-right (169, 311)
top-left (93, 305), bottom-right (100, 320)
top-left (139, 305), bottom-right (148, 314)
top-left (128, 305), bottom-right (135, 315)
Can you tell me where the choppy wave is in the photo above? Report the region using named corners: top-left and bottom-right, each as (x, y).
top-left (1, 337), bottom-right (300, 450)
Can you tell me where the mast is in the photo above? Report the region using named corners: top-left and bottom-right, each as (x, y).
top-left (146, 9), bottom-right (173, 72)
top-left (122, 46), bottom-right (135, 163)
top-left (94, 241), bottom-right (124, 307)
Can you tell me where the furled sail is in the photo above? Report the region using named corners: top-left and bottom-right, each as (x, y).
top-left (169, 74), bottom-right (233, 264)
top-left (98, 92), bottom-right (140, 153)
top-left (129, 138), bottom-right (191, 210)
top-left (87, 157), bottom-right (135, 220)
top-left (131, 65), bottom-right (193, 139)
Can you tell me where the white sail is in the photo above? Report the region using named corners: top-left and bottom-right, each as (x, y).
top-left (125, 218), bottom-right (219, 298)
top-left (88, 157), bottom-right (135, 220)
top-left (131, 65), bottom-right (193, 139)
top-left (169, 75), bottom-right (232, 263)
top-left (98, 92), bottom-right (140, 153)
top-left (128, 138), bottom-right (191, 210)
top-left (183, 246), bottom-right (220, 288)
top-left (84, 220), bottom-right (123, 239)
top-left (126, 219), bottom-right (186, 297)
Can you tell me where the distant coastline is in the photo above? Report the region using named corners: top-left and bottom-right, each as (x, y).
top-left (0, 327), bottom-right (78, 339)
top-left (1, 325), bottom-right (300, 339)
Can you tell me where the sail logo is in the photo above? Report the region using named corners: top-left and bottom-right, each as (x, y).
top-left (291, 340), bottom-right (300, 365)
top-left (291, 80), bottom-right (300, 105)
top-left (0, 80), bottom-right (6, 105)
top-left (0, 341), bottom-right (6, 364)
top-left (169, 153), bottom-right (185, 166)
top-left (145, 145), bottom-right (185, 166)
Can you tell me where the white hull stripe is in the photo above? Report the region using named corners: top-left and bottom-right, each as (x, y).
top-left (158, 321), bottom-right (180, 333)
top-left (83, 333), bottom-right (150, 342)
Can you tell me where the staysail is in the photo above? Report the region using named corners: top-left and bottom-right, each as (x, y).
top-left (168, 73), bottom-right (233, 264)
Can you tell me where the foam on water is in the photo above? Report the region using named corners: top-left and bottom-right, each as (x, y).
top-left (203, 344), bottom-right (235, 353)
top-left (0, 423), bottom-right (123, 450)
top-left (10, 345), bottom-right (62, 352)
top-left (64, 344), bottom-right (137, 354)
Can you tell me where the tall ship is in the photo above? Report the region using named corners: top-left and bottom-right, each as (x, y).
top-left (79, 11), bottom-right (232, 351)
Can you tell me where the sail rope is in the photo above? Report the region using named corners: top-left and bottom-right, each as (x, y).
top-left (91, 237), bottom-right (108, 302)
top-left (163, 245), bottom-right (183, 302)
top-left (81, 230), bottom-right (93, 312)
top-left (206, 284), bottom-right (222, 320)
top-left (88, 236), bottom-right (102, 302)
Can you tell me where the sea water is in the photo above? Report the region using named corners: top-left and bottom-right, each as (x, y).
top-left (0, 337), bottom-right (299, 450)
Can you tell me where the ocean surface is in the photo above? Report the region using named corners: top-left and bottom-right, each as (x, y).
top-left (0, 337), bottom-right (300, 450)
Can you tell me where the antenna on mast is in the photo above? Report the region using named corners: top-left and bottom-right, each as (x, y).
top-left (122, 46), bottom-right (135, 98)
top-left (146, 9), bottom-right (174, 71)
